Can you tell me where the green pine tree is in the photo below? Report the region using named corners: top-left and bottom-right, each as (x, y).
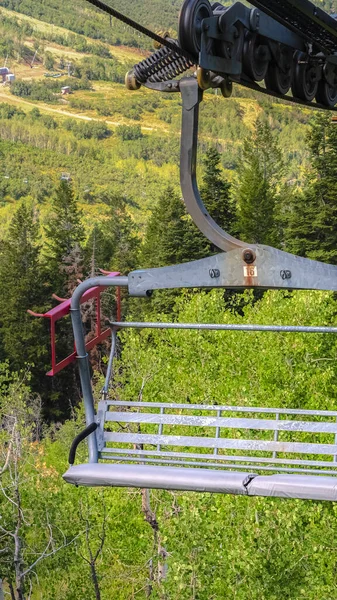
top-left (235, 119), bottom-right (283, 246)
top-left (0, 201), bottom-right (49, 373)
top-left (141, 186), bottom-right (208, 269)
top-left (44, 180), bottom-right (85, 294)
top-left (84, 193), bottom-right (140, 277)
top-left (200, 146), bottom-right (235, 237)
top-left (139, 186), bottom-right (208, 313)
top-left (284, 113), bottom-right (337, 264)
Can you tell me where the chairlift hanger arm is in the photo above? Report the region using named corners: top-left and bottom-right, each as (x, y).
top-left (179, 78), bottom-right (246, 252)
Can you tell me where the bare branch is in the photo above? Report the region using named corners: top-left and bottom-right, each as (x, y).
top-left (0, 524), bottom-right (15, 539)
top-left (21, 532), bottom-right (81, 578)
top-left (0, 436), bottom-right (14, 477)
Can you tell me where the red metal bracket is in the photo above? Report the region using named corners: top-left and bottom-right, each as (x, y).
top-left (28, 271), bottom-right (121, 376)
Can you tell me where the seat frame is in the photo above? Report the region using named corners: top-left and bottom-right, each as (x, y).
top-left (64, 311), bottom-right (337, 500)
top-left (64, 76), bottom-right (337, 500)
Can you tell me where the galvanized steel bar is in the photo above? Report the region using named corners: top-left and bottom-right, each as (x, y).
top-left (214, 409), bottom-right (221, 456)
top-left (70, 275), bottom-right (128, 462)
top-left (179, 78), bottom-right (246, 252)
top-left (100, 446), bottom-right (337, 468)
top-left (102, 329), bottom-right (117, 400)
top-left (99, 454), bottom-right (337, 475)
top-left (106, 400), bottom-right (337, 417)
top-left (157, 406), bottom-right (164, 451)
top-left (103, 432), bottom-right (337, 455)
top-left (273, 413), bottom-right (280, 459)
top-left (111, 321), bottom-right (337, 334)
top-left (104, 411), bottom-right (337, 434)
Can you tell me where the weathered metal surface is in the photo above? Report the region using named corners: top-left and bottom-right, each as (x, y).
top-left (103, 432), bottom-right (337, 455)
top-left (110, 321), bottom-right (337, 334)
top-left (105, 411), bottom-right (337, 434)
top-left (100, 447), bottom-right (337, 468)
top-left (127, 246), bottom-right (337, 295)
top-left (105, 400), bottom-right (337, 416)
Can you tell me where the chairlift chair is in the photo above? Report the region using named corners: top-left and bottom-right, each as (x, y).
top-left (62, 0), bottom-right (337, 501)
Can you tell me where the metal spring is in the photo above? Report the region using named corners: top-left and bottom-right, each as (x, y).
top-left (133, 40), bottom-right (194, 83)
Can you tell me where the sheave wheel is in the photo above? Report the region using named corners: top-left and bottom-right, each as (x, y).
top-left (315, 80), bottom-right (337, 107)
top-left (265, 64), bottom-right (292, 95)
top-left (179, 0), bottom-right (213, 58)
top-left (291, 51), bottom-right (318, 102)
top-left (242, 32), bottom-right (269, 82)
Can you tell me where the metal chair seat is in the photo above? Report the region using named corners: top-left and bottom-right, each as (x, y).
top-left (63, 464), bottom-right (253, 493)
top-left (63, 464), bottom-right (337, 500)
top-left (63, 400), bottom-right (337, 501)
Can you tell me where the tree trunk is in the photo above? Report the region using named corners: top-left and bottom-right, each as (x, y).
top-left (8, 581), bottom-right (16, 600)
top-left (90, 562), bottom-right (101, 600)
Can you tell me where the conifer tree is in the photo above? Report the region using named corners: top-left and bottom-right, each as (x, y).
top-left (84, 193), bottom-right (139, 276)
top-left (200, 146), bottom-right (235, 236)
top-left (139, 186), bottom-right (208, 313)
top-left (284, 113), bottom-right (337, 264)
top-left (44, 180), bottom-right (85, 295)
top-left (0, 201), bottom-right (48, 372)
top-left (141, 186), bottom-right (208, 269)
top-left (235, 119), bottom-right (283, 246)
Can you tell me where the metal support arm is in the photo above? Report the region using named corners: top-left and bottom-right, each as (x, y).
top-left (180, 78), bottom-right (246, 252)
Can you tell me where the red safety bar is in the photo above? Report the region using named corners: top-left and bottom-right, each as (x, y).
top-left (28, 271), bottom-right (121, 376)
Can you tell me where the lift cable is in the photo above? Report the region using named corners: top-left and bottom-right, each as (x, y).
top-left (82, 0), bottom-right (195, 62)
top-left (82, 0), bottom-right (337, 111)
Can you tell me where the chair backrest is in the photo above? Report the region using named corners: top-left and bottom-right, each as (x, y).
top-left (96, 400), bottom-right (337, 476)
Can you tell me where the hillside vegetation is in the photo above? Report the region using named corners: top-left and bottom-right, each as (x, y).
top-left (2, 1), bottom-right (337, 599)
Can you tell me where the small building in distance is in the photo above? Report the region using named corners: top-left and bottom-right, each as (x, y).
top-left (0, 67), bottom-right (9, 82)
top-left (60, 172), bottom-right (71, 182)
top-left (6, 73), bottom-right (15, 84)
top-left (61, 86), bottom-right (71, 95)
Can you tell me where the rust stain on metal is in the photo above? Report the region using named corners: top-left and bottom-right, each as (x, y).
top-left (243, 264), bottom-right (258, 286)
top-left (242, 248), bottom-right (257, 286)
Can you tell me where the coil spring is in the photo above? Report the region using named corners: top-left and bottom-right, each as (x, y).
top-left (133, 40), bottom-right (194, 83)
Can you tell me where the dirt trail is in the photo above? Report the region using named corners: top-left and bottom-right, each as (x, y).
top-left (0, 91), bottom-right (161, 131)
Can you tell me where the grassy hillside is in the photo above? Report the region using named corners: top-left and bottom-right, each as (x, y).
top-left (0, 0), bottom-right (316, 235)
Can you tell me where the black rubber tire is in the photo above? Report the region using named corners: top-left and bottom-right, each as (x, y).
top-left (265, 63), bottom-right (292, 95)
top-left (178, 0), bottom-right (213, 58)
top-left (242, 32), bottom-right (269, 82)
top-left (291, 51), bottom-right (318, 103)
top-left (315, 80), bottom-right (337, 107)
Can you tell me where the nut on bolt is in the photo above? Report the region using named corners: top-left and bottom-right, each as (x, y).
top-left (125, 70), bottom-right (141, 91)
top-left (242, 248), bottom-right (256, 264)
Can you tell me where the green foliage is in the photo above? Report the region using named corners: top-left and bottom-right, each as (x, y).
top-left (200, 146), bottom-right (236, 238)
top-left (284, 113), bottom-right (337, 264)
top-left (116, 124), bottom-right (143, 141)
top-left (0, 201), bottom-right (49, 370)
top-left (44, 181), bottom-right (85, 292)
top-left (84, 192), bottom-right (140, 275)
top-left (44, 50), bottom-right (54, 71)
top-left (63, 119), bottom-right (110, 140)
top-left (141, 185), bottom-right (207, 268)
top-left (235, 119), bottom-right (283, 246)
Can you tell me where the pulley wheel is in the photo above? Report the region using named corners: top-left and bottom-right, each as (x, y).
top-left (197, 66), bottom-right (211, 89)
top-left (265, 64), bottom-right (292, 95)
top-left (315, 81), bottom-right (337, 107)
top-left (291, 51), bottom-right (318, 103)
top-left (220, 76), bottom-right (233, 98)
top-left (179, 0), bottom-right (213, 58)
top-left (242, 32), bottom-right (269, 82)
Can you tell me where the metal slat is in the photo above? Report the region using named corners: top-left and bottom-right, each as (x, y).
top-left (99, 454), bottom-right (337, 475)
top-left (103, 432), bottom-right (337, 455)
top-left (100, 447), bottom-right (337, 467)
top-left (106, 401), bottom-right (337, 417)
top-left (111, 321), bottom-right (337, 334)
top-left (105, 411), bottom-right (337, 434)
